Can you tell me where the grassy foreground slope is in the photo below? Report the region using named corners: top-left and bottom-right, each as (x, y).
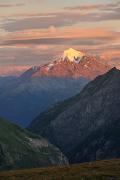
top-left (0, 159), bottom-right (120, 180)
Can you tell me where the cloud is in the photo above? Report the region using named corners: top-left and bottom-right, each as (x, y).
top-left (64, 1), bottom-right (120, 11)
top-left (0, 45), bottom-right (57, 67)
top-left (0, 3), bottom-right (24, 7)
top-left (5, 27), bottom-right (119, 39)
top-left (3, 37), bottom-right (107, 46)
top-left (2, 27), bottom-right (119, 47)
top-left (0, 65), bottom-right (30, 76)
top-left (101, 49), bottom-right (120, 59)
top-left (2, 7), bottom-right (120, 32)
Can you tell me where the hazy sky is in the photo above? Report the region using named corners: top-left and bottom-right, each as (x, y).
top-left (0, 0), bottom-right (120, 75)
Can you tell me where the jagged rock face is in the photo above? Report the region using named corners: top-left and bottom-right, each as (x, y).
top-left (28, 68), bottom-right (120, 163)
top-left (69, 118), bottom-right (120, 163)
top-left (0, 117), bottom-right (68, 171)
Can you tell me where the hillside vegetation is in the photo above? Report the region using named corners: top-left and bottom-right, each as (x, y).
top-left (0, 159), bottom-right (120, 180)
top-left (0, 117), bottom-right (67, 170)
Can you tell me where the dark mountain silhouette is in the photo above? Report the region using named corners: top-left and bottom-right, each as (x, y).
top-left (28, 67), bottom-right (120, 163)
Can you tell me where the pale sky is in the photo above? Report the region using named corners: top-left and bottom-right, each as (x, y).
top-left (0, 0), bottom-right (120, 75)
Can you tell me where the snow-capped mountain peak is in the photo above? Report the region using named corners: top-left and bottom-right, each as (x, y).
top-left (62, 48), bottom-right (85, 63)
top-left (21, 48), bottom-right (111, 80)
